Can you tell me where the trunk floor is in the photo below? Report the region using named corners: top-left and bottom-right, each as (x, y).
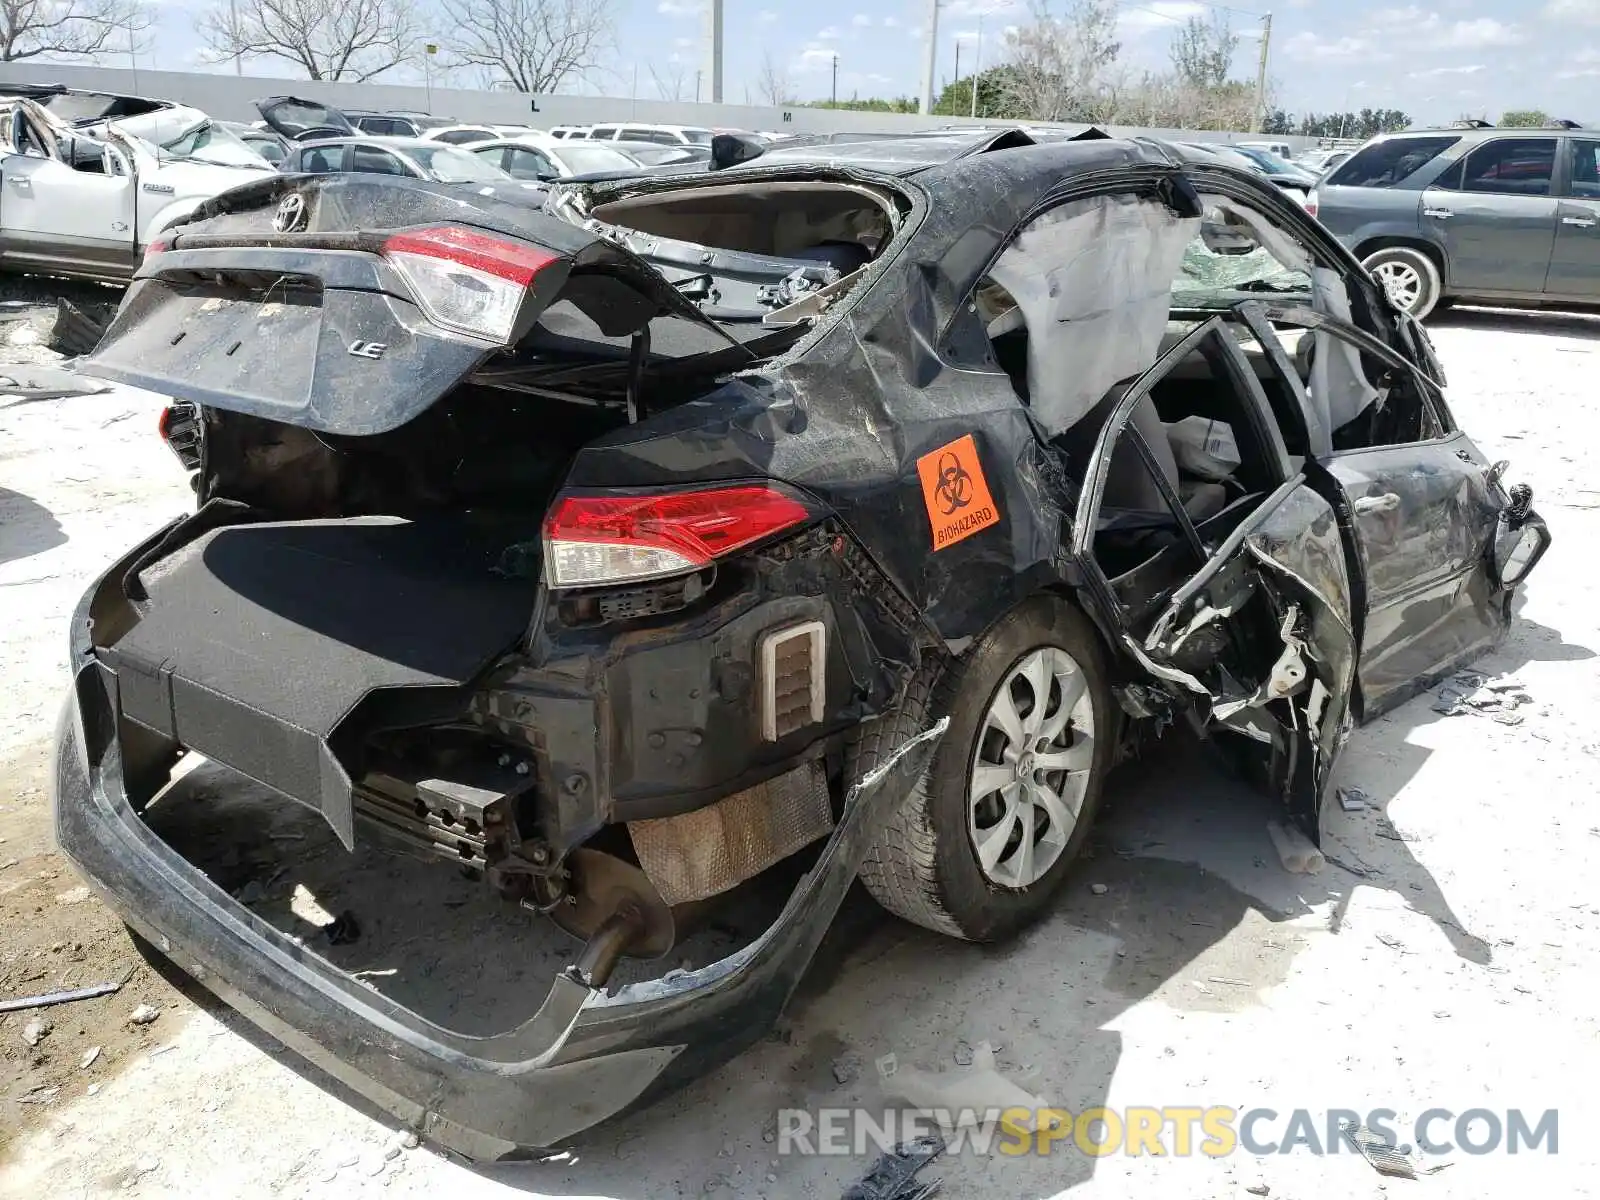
top-left (111, 514), bottom-right (540, 738)
top-left (142, 758), bottom-right (775, 1038)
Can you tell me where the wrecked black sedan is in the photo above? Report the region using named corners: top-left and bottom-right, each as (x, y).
top-left (54, 132), bottom-right (1548, 1158)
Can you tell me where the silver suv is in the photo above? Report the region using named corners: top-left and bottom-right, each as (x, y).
top-left (1311, 127), bottom-right (1600, 318)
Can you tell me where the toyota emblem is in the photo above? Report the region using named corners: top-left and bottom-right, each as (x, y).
top-left (273, 193), bottom-right (307, 233)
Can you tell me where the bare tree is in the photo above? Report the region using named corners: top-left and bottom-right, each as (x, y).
top-left (755, 50), bottom-right (793, 106)
top-left (442, 0), bottom-right (614, 93)
top-left (1000, 0), bottom-right (1120, 122)
top-left (649, 60), bottom-right (690, 101)
top-left (0, 0), bottom-right (149, 61)
top-left (1169, 12), bottom-right (1238, 89)
top-left (200, 0), bottom-right (418, 80)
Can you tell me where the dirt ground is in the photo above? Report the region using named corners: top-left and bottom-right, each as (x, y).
top-left (2, 308), bottom-right (1599, 1198)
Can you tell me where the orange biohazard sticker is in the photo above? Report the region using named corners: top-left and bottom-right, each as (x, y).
top-left (916, 433), bottom-right (1001, 551)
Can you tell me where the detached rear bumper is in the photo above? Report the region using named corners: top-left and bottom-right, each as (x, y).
top-left (53, 635), bottom-right (942, 1159)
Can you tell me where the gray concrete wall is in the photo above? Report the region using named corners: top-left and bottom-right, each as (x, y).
top-left (0, 61), bottom-right (1321, 150)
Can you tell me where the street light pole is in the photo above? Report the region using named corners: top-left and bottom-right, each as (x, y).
top-left (831, 54), bottom-right (838, 106)
top-left (970, 15), bottom-right (983, 119)
top-left (919, 0), bottom-right (940, 115)
top-left (231, 0), bottom-right (241, 75)
top-left (1252, 12), bottom-right (1273, 134)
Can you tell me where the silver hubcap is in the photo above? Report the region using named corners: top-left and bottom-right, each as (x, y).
top-left (967, 647), bottom-right (1095, 889)
top-left (1372, 259), bottom-right (1425, 311)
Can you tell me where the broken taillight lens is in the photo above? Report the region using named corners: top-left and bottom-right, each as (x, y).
top-left (543, 485), bottom-right (817, 588)
top-left (383, 225), bottom-right (559, 345)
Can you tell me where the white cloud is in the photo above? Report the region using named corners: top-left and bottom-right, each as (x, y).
top-left (1416, 63), bottom-right (1486, 76)
top-left (1441, 17), bottom-right (1523, 46)
top-left (1118, 1), bottom-right (1206, 33)
top-left (953, 26), bottom-right (981, 43)
top-left (793, 44), bottom-right (839, 73)
top-left (657, 0), bottom-right (701, 15)
top-left (672, 36), bottom-right (694, 49)
top-left (943, 0), bottom-right (1020, 15)
top-left (883, 15), bottom-right (899, 28)
top-left (1546, 0), bottom-right (1600, 23)
top-left (758, 8), bottom-right (778, 22)
top-left (852, 13), bottom-right (873, 27)
top-left (1282, 31), bottom-right (1372, 60)
top-left (817, 24), bottom-right (841, 39)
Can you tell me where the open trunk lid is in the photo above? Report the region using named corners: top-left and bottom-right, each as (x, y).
top-left (253, 95), bottom-right (356, 140)
top-left (79, 174), bottom-right (750, 435)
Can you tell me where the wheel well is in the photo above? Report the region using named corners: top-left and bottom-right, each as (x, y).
top-left (1353, 237), bottom-right (1447, 289)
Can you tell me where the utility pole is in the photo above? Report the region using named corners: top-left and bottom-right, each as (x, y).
top-left (919, 0), bottom-right (940, 115)
top-left (695, 69), bottom-right (703, 104)
top-left (970, 15), bottom-right (983, 119)
top-left (953, 41), bottom-right (961, 104)
top-left (1252, 12), bottom-right (1272, 133)
top-left (831, 54), bottom-right (839, 106)
top-left (423, 43), bottom-right (437, 114)
top-left (231, 0), bottom-right (241, 74)
top-left (706, 0), bottom-right (724, 104)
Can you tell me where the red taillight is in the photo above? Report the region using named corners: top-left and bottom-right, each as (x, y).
top-left (145, 238), bottom-right (171, 258)
top-left (383, 226), bottom-right (561, 344)
top-left (543, 485), bottom-right (816, 588)
top-left (157, 405), bottom-right (173, 441)
top-left (1304, 189), bottom-right (1319, 219)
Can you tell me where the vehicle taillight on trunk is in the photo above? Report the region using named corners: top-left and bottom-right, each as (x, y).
top-left (383, 226), bottom-right (559, 345)
top-left (144, 238), bottom-right (170, 258)
top-left (1305, 189), bottom-right (1319, 219)
top-left (543, 485), bottom-right (817, 588)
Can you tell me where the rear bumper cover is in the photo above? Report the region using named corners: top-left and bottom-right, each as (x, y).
top-left (54, 585), bottom-right (943, 1157)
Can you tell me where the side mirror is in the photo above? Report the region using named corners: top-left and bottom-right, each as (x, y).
top-left (710, 133), bottom-right (765, 172)
top-left (1491, 500), bottom-right (1550, 590)
top-left (1491, 518), bottom-right (1542, 592)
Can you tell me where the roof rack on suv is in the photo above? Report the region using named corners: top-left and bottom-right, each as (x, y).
top-left (1546, 118), bottom-right (1583, 129)
top-left (1450, 119), bottom-right (1495, 129)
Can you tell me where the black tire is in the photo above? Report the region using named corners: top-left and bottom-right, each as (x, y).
top-left (1362, 246), bottom-right (1442, 321)
top-left (851, 595), bottom-right (1113, 942)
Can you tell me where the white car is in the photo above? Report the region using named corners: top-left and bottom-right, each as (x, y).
top-left (0, 95), bottom-right (276, 283)
top-left (418, 124), bottom-right (532, 146)
top-left (582, 123), bottom-right (715, 147)
top-left (467, 135), bottom-right (644, 181)
top-left (546, 126), bottom-right (592, 140)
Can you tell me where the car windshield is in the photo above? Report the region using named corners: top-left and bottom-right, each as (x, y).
top-left (159, 121), bottom-right (274, 168)
top-left (406, 144), bottom-right (510, 182)
top-left (1232, 146), bottom-right (1296, 173)
top-left (551, 143), bottom-right (641, 174)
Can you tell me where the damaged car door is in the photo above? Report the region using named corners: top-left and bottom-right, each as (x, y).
top-left (1070, 318), bottom-right (1357, 835)
top-left (1256, 304), bottom-right (1519, 719)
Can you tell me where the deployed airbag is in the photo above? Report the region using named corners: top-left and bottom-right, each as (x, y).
top-left (987, 193), bottom-right (1199, 437)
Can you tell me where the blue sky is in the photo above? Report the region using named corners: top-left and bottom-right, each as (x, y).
top-left (135, 0), bottom-right (1600, 123)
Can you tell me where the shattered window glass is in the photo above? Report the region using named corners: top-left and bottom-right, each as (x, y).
top-left (1171, 221), bottom-right (1311, 306)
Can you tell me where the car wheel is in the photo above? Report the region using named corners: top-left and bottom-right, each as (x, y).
top-left (851, 596), bottom-right (1112, 942)
top-left (1363, 247), bottom-right (1442, 320)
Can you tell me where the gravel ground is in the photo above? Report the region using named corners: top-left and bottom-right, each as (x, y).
top-left (1, 308), bottom-right (1598, 1198)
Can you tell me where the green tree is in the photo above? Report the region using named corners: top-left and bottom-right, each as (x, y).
top-left (934, 64), bottom-right (1028, 119)
top-left (1499, 109), bottom-right (1550, 127)
top-left (1169, 12), bottom-right (1238, 89)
